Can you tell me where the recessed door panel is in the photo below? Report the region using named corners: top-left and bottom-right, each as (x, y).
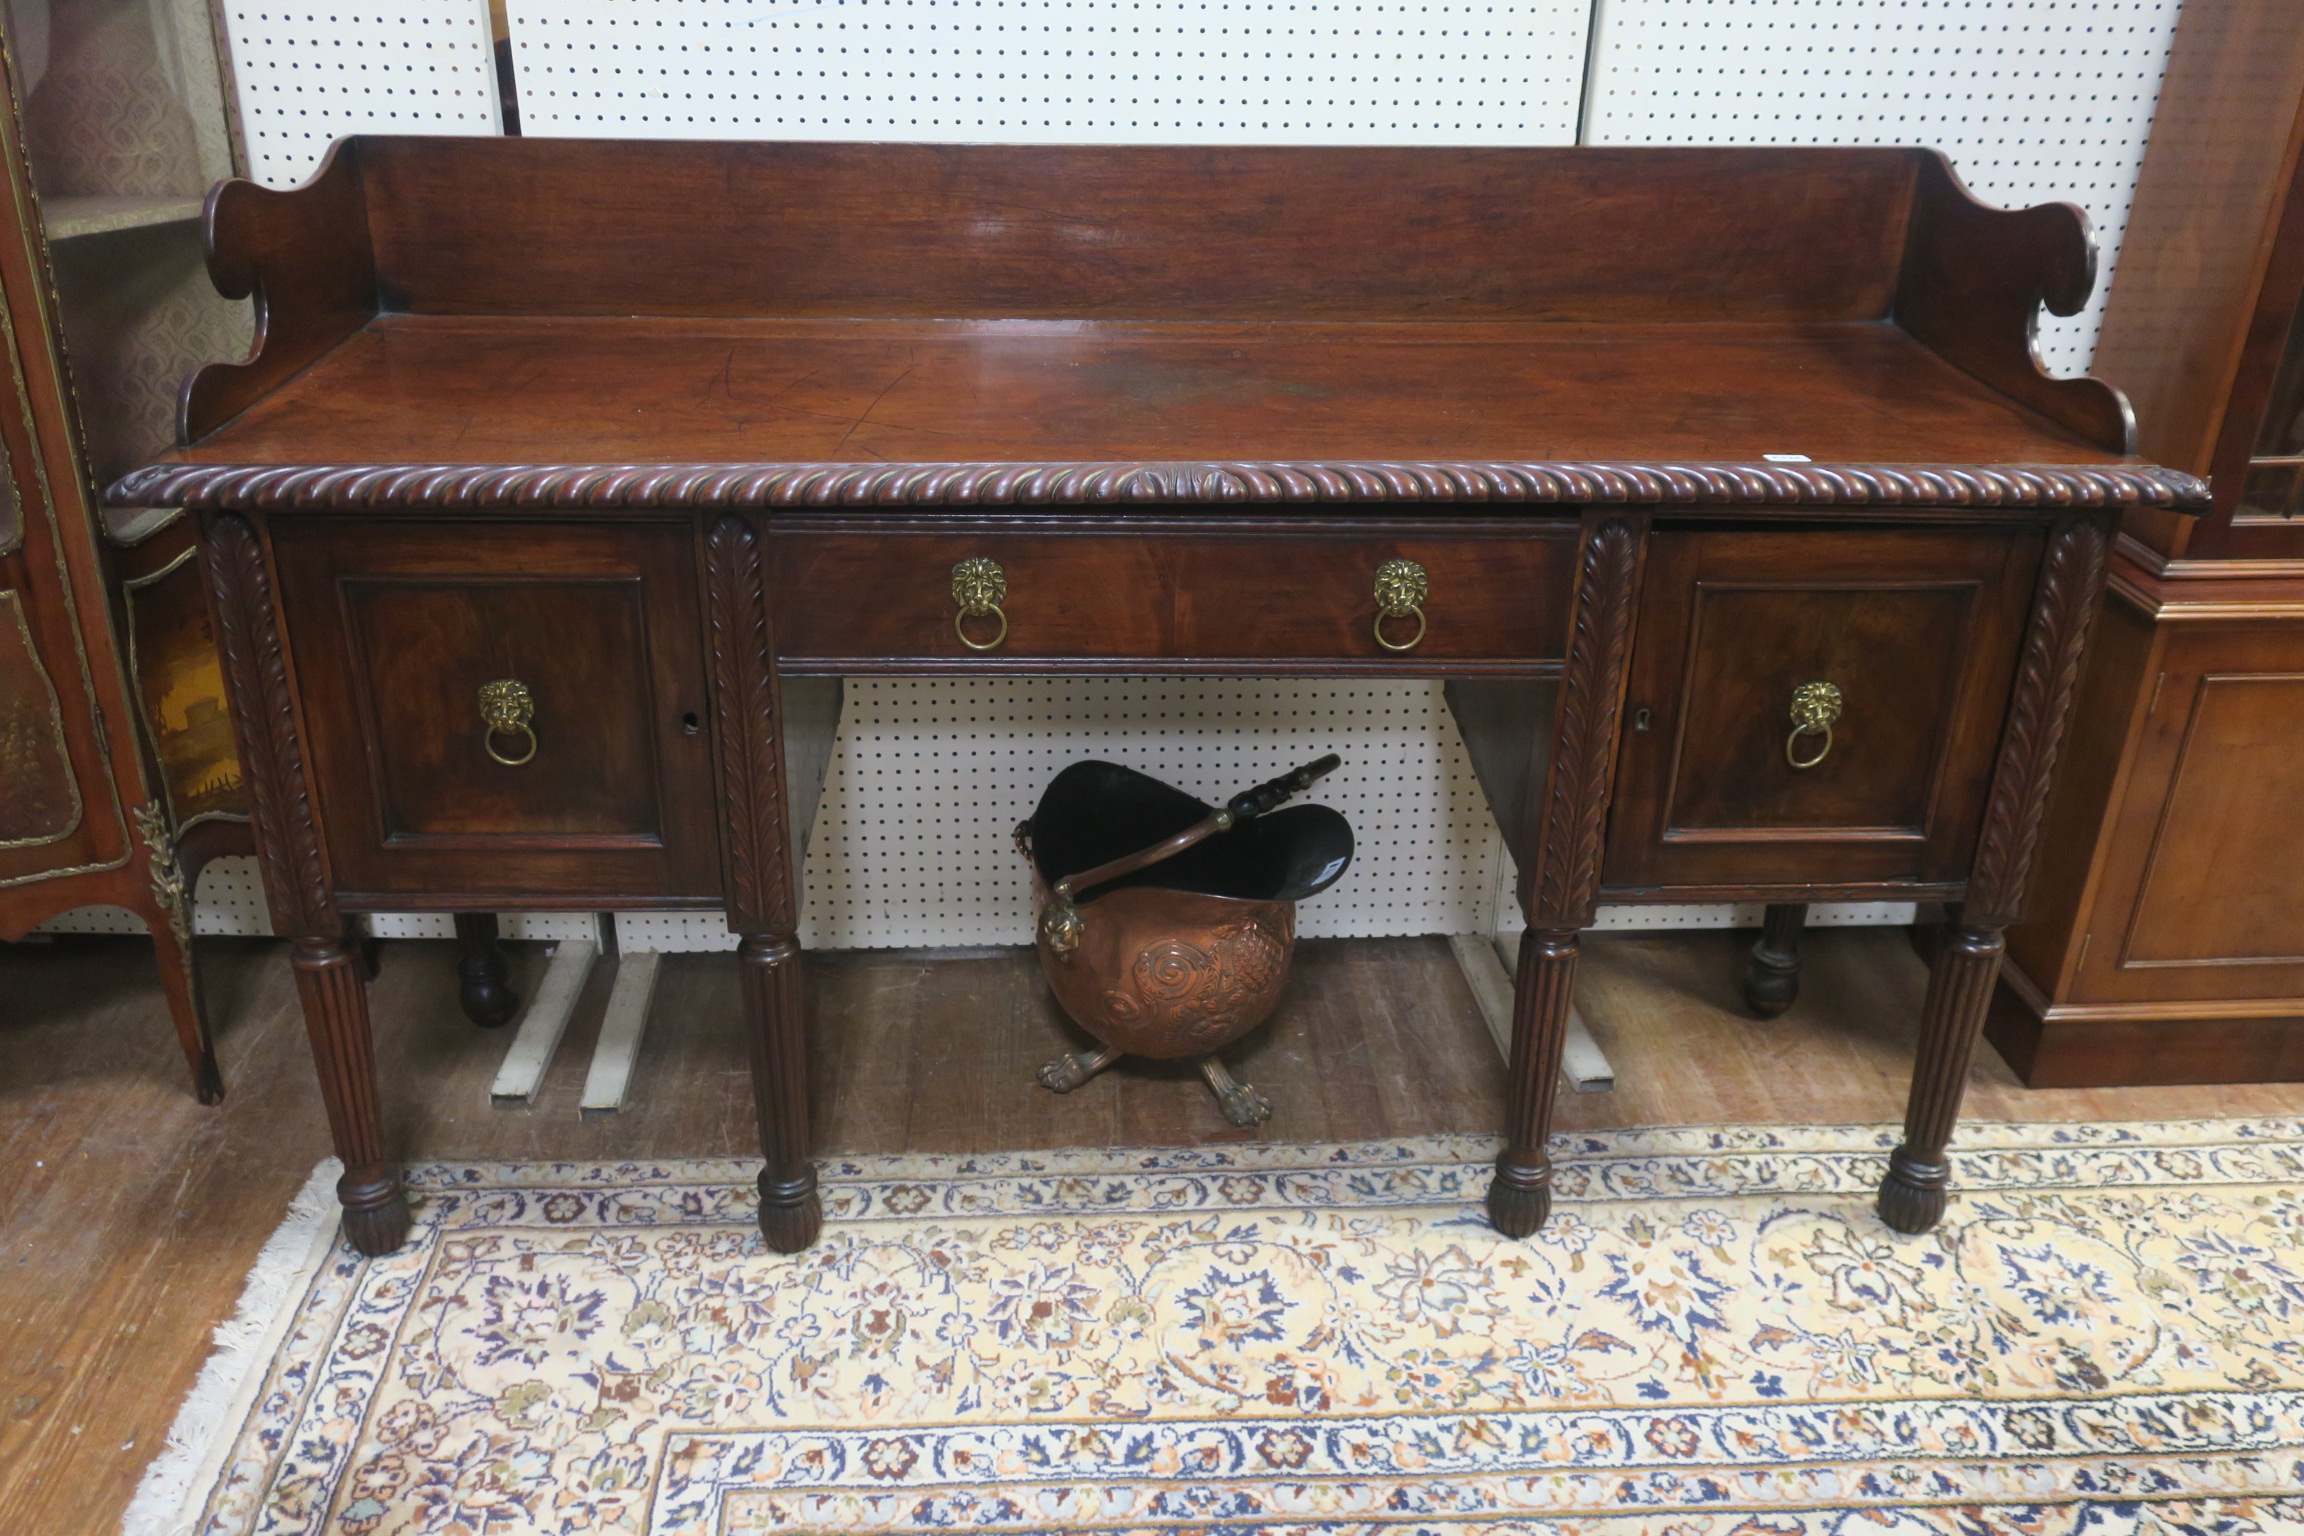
top-left (274, 518), bottom-right (721, 901)
top-left (1604, 526), bottom-right (2040, 894)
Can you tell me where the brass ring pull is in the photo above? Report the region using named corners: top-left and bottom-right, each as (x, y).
top-left (1784, 680), bottom-right (1842, 770)
top-left (951, 556), bottom-right (1009, 652)
top-left (479, 677), bottom-right (537, 767)
top-left (1373, 558), bottom-right (1429, 653)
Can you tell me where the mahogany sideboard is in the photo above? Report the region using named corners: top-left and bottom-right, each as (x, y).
top-left (107, 138), bottom-right (2207, 1256)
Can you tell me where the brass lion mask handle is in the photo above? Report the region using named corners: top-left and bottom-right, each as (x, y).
top-left (951, 556), bottom-right (1009, 651)
top-left (1373, 558), bottom-right (1428, 652)
top-left (479, 677), bottom-right (538, 766)
top-left (1785, 680), bottom-right (1842, 770)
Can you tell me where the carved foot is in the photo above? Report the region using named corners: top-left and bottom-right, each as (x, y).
top-left (338, 1168), bottom-right (412, 1257)
top-left (191, 1049), bottom-right (225, 1107)
top-left (1198, 1055), bottom-right (1272, 1127)
top-left (1877, 1146), bottom-right (1950, 1234)
top-left (758, 1164), bottom-right (823, 1254)
top-left (1038, 1045), bottom-right (1123, 1093)
top-left (1483, 1169), bottom-right (1557, 1243)
top-left (454, 914), bottom-right (519, 1028)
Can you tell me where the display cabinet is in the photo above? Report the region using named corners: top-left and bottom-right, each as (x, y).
top-left (0, 0), bottom-right (252, 1099)
top-left (1989, 0), bottom-right (2304, 1085)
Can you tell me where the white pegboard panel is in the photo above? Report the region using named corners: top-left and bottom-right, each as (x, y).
top-left (1583, 0), bottom-right (2184, 377)
top-left (505, 0), bottom-right (1591, 145)
top-left (617, 677), bottom-right (1508, 952)
top-left (222, 1), bottom-right (502, 187)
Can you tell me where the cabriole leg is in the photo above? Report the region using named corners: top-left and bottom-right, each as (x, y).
top-left (1878, 922), bottom-right (2005, 1234)
top-left (453, 912), bottom-right (520, 1027)
top-left (1487, 926), bottom-right (1580, 1238)
top-left (741, 932), bottom-right (821, 1253)
top-left (146, 904), bottom-right (223, 1105)
top-left (292, 934), bottom-right (409, 1255)
top-left (1742, 901), bottom-right (1807, 1019)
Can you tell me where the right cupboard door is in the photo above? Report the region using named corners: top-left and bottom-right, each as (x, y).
top-left (1602, 525), bottom-right (2041, 896)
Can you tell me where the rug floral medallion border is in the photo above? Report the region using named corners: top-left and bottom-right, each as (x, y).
top-left (188, 1120), bottom-right (2304, 1536)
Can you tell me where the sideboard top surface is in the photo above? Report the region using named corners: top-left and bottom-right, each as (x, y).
top-left (108, 138), bottom-right (2209, 514)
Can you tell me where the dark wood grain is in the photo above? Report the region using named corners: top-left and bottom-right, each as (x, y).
top-left (771, 521), bottom-right (1575, 668)
top-left (1895, 153), bottom-right (2133, 454)
top-left (1965, 515), bottom-right (2113, 928)
top-left (182, 140), bottom-right (375, 442)
top-left (1603, 526), bottom-right (2042, 894)
top-left (2090, 0), bottom-right (2304, 559)
top-left (355, 140), bottom-right (1920, 323)
top-left (704, 513), bottom-right (818, 1252)
top-left (267, 518), bottom-right (722, 903)
top-left (1528, 513), bottom-right (1646, 928)
top-left (199, 511), bottom-right (334, 936)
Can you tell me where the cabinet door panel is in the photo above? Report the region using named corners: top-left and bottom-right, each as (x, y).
top-left (1603, 526), bottom-right (2039, 893)
top-left (2124, 672), bottom-right (2304, 965)
top-left (273, 518), bottom-right (721, 901)
top-left (2075, 624), bottom-right (2304, 1002)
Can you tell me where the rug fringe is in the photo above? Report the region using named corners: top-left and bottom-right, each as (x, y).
top-left (119, 1158), bottom-right (347, 1536)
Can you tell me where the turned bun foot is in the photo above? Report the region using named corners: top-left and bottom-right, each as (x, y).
top-left (1742, 902), bottom-right (1806, 1019)
top-left (758, 1165), bottom-right (823, 1253)
top-left (1485, 1156), bottom-right (1554, 1238)
top-left (338, 1170), bottom-right (412, 1256)
top-left (1876, 1147), bottom-right (1950, 1233)
top-left (453, 913), bottom-right (519, 1028)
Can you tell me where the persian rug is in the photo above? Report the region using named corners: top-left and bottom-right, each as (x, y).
top-left (126, 1120), bottom-right (2304, 1536)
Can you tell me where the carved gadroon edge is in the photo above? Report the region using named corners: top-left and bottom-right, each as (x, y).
top-left (109, 460), bottom-right (2209, 513)
top-left (1529, 514), bottom-right (1647, 928)
top-left (203, 511), bottom-right (334, 936)
top-left (703, 514), bottom-right (796, 937)
top-left (1964, 514), bottom-right (2112, 930)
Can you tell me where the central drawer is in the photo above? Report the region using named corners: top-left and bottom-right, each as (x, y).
top-left (769, 519), bottom-right (1577, 669)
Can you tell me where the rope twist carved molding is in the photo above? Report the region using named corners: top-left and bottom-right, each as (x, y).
top-left (110, 459), bottom-right (2209, 512)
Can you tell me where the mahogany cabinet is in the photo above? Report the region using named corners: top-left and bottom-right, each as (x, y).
top-left (1989, 1), bottom-right (2304, 1085)
top-left (108, 137), bottom-right (2203, 1255)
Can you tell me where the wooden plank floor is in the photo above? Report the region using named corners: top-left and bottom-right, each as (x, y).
top-left (4, 927), bottom-right (2301, 1534)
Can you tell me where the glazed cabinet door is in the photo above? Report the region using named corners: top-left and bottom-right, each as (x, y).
top-left (269, 518), bottom-right (722, 903)
top-left (1602, 525), bottom-right (2041, 894)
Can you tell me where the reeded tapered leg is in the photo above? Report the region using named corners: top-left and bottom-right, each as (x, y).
top-left (1742, 902), bottom-right (1807, 1019)
top-left (741, 933), bottom-right (820, 1253)
top-left (292, 935), bottom-right (409, 1255)
top-left (1487, 926), bottom-right (1580, 1238)
top-left (146, 905), bottom-right (222, 1105)
top-left (453, 912), bottom-right (520, 1027)
top-left (1878, 922), bottom-right (2004, 1234)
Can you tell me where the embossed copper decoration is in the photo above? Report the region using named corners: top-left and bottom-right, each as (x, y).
top-left (1018, 756), bottom-right (1351, 1126)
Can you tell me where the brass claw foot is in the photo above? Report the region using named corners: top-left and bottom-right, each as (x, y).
top-left (1198, 1055), bottom-right (1272, 1127)
top-left (1038, 1044), bottom-right (1123, 1093)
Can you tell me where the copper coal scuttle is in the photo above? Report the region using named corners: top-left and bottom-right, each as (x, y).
top-left (1015, 756), bottom-right (1352, 1125)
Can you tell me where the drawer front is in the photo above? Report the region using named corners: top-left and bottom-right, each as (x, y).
top-left (1602, 527), bottom-right (2041, 893)
top-left (272, 519), bottom-right (721, 900)
top-left (770, 521), bottom-right (1576, 668)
